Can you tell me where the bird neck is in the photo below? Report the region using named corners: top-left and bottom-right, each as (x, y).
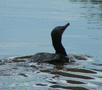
top-left (51, 35), bottom-right (67, 56)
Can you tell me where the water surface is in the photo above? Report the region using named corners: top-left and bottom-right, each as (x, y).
top-left (0, 0), bottom-right (102, 90)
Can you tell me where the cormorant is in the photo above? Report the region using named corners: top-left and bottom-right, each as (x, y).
top-left (31, 23), bottom-right (70, 63)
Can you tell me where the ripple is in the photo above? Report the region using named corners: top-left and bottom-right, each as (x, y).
top-left (0, 54), bottom-right (101, 90)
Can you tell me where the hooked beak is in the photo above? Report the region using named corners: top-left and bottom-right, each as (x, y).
top-left (61, 23), bottom-right (70, 33)
top-left (63, 22), bottom-right (70, 30)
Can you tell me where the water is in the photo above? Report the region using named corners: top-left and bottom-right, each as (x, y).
top-left (0, 0), bottom-right (102, 90)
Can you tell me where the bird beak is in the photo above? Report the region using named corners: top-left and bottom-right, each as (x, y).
top-left (61, 23), bottom-right (70, 33)
top-left (63, 23), bottom-right (70, 30)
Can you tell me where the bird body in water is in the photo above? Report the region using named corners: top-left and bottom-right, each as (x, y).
top-left (13, 23), bottom-right (89, 63)
top-left (31, 23), bottom-right (70, 63)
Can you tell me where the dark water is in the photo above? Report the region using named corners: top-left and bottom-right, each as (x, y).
top-left (0, 0), bottom-right (102, 90)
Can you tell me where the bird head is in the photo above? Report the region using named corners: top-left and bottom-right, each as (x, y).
top-left (51, 22), bottom-right (70, 39)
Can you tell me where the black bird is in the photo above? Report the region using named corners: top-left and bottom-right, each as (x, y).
top-left (31, 23), bottom-right (70, 63)
top-left (51, 23), bottom-right (69, 56)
